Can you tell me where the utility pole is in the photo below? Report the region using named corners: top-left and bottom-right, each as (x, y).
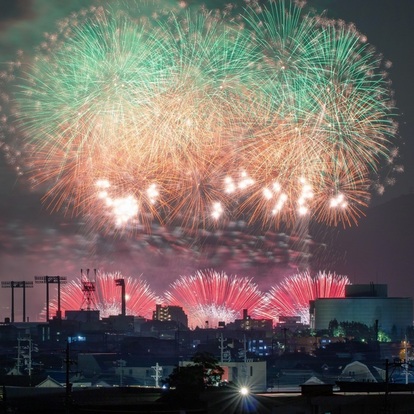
top-left (65, 339), bottom-right (73, 410)
top-left (65, 336), bottom-right (86, 410)
top-left (282, 327), bottom-right (289, 353)
top-left (14, 336), bottom-right (35, 382)
top-left (117, 359), bottom-right (126, 387)
top-left (404, 336), bottom-right (409, 385)
top-left (151, 363), bottom-right (163, 387)
top-left (385, 359), bottom-right (390, 413)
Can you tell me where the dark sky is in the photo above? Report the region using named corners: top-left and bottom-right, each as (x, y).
top-left (0, 0), bottom-right (413, 322)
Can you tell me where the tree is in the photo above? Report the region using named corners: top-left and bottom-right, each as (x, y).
top-left (328, 319), bottom-right (339, 336)
top-left (166, 352), bottom-right (224, 391)
top-left (339, 321), bottom-right (374, 342)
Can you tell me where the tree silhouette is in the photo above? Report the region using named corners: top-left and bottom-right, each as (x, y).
top-left (166, 351), bottom-right (224, 392)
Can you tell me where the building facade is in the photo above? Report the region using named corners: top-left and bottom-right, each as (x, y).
top-left (311, 284), bottom-right (413, 336)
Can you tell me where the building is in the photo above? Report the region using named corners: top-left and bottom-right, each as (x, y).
top-left (338, 360), bottom-right (384, 383)
top-left (77, 353), bottom-right (177, 386)
top-left (65, 310), bottom-right (100, 324)
top-left (220, 360), bottom-right (267, 392)
top-left (311, 284), bottom-right (413, 337)
top-left (179, 359), bottom-right (267, 392)
top-left (153, 304), bottom-right (188, 328)
top-left (226, 309), bottom-right (273, 333)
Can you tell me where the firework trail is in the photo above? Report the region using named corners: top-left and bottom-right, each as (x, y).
top-left (258, 270), bottom-right (350, 324)
top-left (2, 0), bottom-right (399, 236)
top-left (44, 270), bottom-right (160, 319)
top-left (163, 269), bottom-right (264, 328)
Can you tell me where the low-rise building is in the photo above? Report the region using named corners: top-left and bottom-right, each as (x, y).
top-left (220, 360), bottom-right (267, 392)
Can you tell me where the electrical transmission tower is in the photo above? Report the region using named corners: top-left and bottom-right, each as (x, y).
top-left (80, 269), bottom-right (97, 311)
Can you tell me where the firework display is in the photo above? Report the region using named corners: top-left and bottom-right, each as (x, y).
top-left (2, 0), bottom-right (397, 236)
top-left (41, 268), bottom-right (350, 327)
top-left (45, 270), bottom-right (159, 319)
top-left (258, 270), bottom-right (350, 324)
top-left (163, 269), bottom-right (264, 328)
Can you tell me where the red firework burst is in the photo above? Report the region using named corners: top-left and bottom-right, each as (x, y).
top-left (163, 269), bottom-right (264, 328)
top-left (43, 270), bottom-right (160, 319)
top-left (258, 271), bottom-right (350, 324)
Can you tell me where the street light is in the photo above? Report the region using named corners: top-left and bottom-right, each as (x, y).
top-left (239, 386), bottom-right (250, 396)
top-left (237, 385), bottom-right (256, 414)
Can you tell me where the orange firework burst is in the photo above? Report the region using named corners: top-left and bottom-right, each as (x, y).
top-left (4, 1), bottom-right (399, 236)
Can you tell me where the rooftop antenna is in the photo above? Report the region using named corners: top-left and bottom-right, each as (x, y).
top-left (80, 269), bottom-right (97, 311)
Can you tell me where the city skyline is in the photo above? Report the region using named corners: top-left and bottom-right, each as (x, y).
top-left (0, 0), bottom-right (413, 322)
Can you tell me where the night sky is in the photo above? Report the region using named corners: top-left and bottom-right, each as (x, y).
top-left (0, 0), bottom-right (413, 322)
